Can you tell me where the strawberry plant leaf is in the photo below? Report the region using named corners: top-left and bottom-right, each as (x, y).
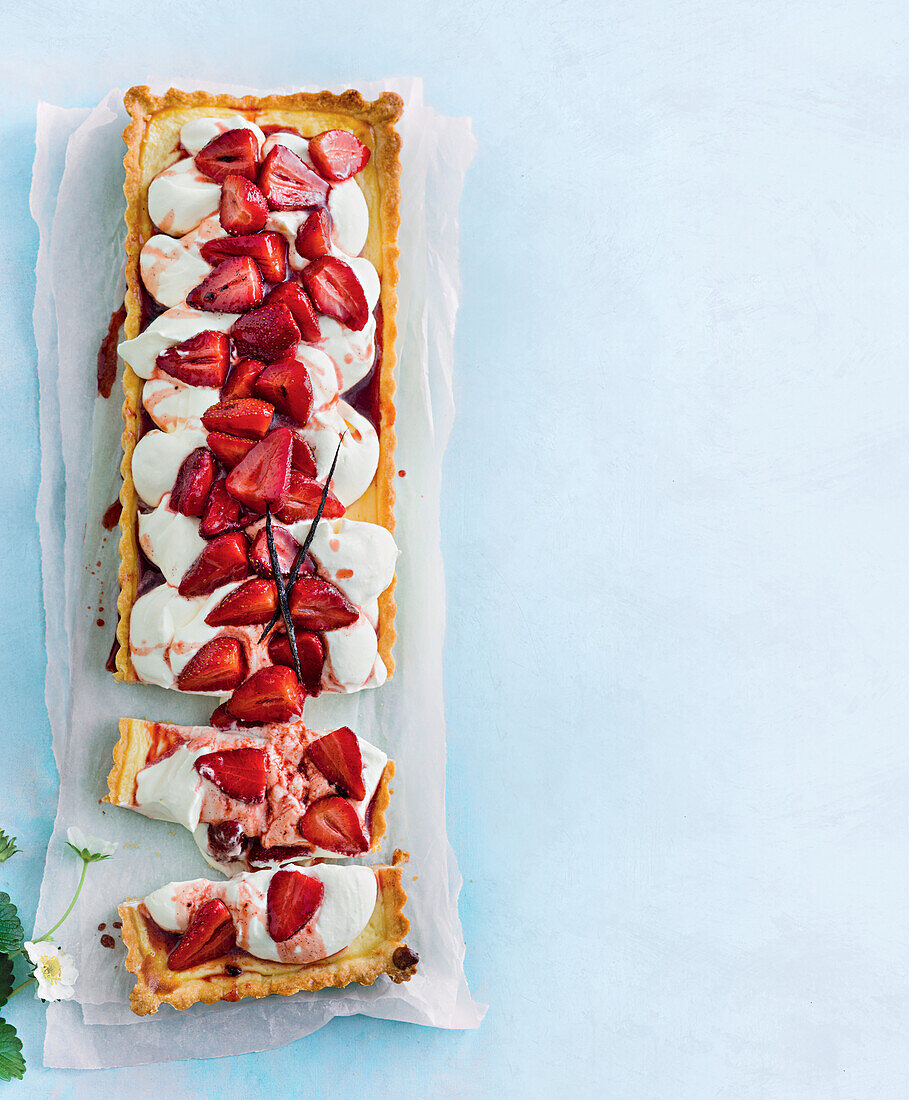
top-left (0, 894), bottom-right (24, 954)
top-left (0, 956), bottom-right (11, 1009)
top-left (0, 832), bottom-right (19, 864)
top-left (0, 1019), bottom-right (25, 1081)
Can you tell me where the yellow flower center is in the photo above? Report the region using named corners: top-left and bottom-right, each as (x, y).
top-left (40, 955), bottom-right (63, 984)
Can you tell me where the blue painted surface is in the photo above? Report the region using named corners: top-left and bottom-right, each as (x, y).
top-left (3, 1), bottom-right (909, 1095)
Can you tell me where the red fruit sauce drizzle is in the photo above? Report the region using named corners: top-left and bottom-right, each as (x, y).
top-left (102, 500), bottom-right (122, 529)
top-left (343, 302), bottom-right (383, 429)
top-left (97, 305), bottom-right (127, 398)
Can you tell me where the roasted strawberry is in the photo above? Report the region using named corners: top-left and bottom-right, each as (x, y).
top-left (289, 576), bottom-right (358, 631)
top-left (199, 477), bottom-right (249, 538)
top-left (195, 746), bottom-right (267, 803)
top-left (299, 796), bottom-right (369, 855)
top-left (201, 398), bottom-right (274, 439)
top-left (225, 427), bottom-right (293, 513)
top-left (219, 174), bottom-right (268, 235)
top-left (258, 144), bottom-right (330, 210)
top-left (176, 637), bottom-right (247, 693)
top-left (206, 431), bottom-right (255, 469)
top-left (221, 357), bottom-right (265, 400)
top-left (195, 128), bottom-right (260, 183)
top-left (249, 525), bottom-right (301, 577)
top-left (207, 821), bottom-right (247, 861)
top-left (292, 437), bottom-right (318, 477)
top-left (179, 533), bottom-right (249, 597)
top-left (205, 578), bottom-right (278, 626)
top-left (209, 702), bottom-right (249, 729)
top-left (295, 208), bottom-right (332, 259)
top-left (187, 256), bottom-right (265, 313)
top-left (267, 630), bottom-right (324, 693)
top-left (305, 726), bottom-right (366, 801)
top-left (267, 869), bottom-right (325, 941)
top-left (169, 448), bottom-right (215, 517)
top-left (231, 303), bottom-right (301, 363)
top-left (254, 358), bottom-right (314, 425)
top-left (167, 898), bottom-right (237, 971)
top-left (262, 282), bottom-right (320, 342)
top-left (227, 666), bottom-right (305, 723)
top-left (156, 331), bottom-right (230, 387)
top-left (275, 472), bottom-right (345, 523)
top-left (201, 233), bottom-right (288, 283)
top-left (301, 256), bottom-right (368, 331)
top-left (246, 840), bottom-right (307, 868)
top-left (308, 130), bottom-right (371, 182)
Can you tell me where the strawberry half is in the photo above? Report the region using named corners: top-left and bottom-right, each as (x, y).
top-left (301, 256), bottom-right (368, 331)
top-left (227, 666), bottom-right (305, 723)
top-left (299, 796), bottom-right (369, 855)
top-left (205, 578), bottom-right (278, 626)
top-left (179, 532), bottom-right (249, 597)
top-left (308, 130), bottom-right (371, 183)
top-left (295, 208), bottom-right (332, 260)
top-left (276, 472), bottom-right (345, 524)
top-left (195, 128), bottom-right (260, 183)
top-left (206, 431), bottom-right (256, 469)
top-left (225, 427), bottom-right (293, 513)
top-left (202, 398), bottom-right (274, 439)
top-left (209, 702), bottom-right (250, 730)
top-left (187, 256), bottom-right (265, 313)
top-left (266, 869), bottom-right (325, 941)
top-left (289, 576), bottom-right (358, 631)
top-left (156, 331), bottom-right (230, 387)
top-left (169, 448), bottom-right (215, 517)
top-left (167, 898), bottom-right (237, 970)
top-left (258, 144), bottom-right (330, 210)
top-left (221, 357), bottom-right (265, 400)
top-left (219, 174), bottom-right (268, 235)
top-left (292, 437), bottom-right (318, 477)
top-left (199, 478), bottom-right (251, 538)
top-left (254, 358), bottom-right (314, 425)
top-left (262, 282), bottom-right (321, 342)
top-left (231, 303), bottom-right (301, 363)
top-left (267, 630), bottom-right (324, 693)
top-left (249, 525), bottom-right (301, 578)
top-left (201, 233), bottom-right (288, 283)
top-left (176, 637), bottom-right (247, 693)
top-left (305, 726), bottom-right (366, 801)
top-left (195, 746), bottom-right (267, 803)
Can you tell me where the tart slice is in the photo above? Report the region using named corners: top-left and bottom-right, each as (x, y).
top-left (119, 861), bottom-right (417, 1015)
top-left (107, 718), bottom-right (392, 873)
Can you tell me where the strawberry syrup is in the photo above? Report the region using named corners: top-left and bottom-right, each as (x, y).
top-left (97, 305), bottom-right (126, 397)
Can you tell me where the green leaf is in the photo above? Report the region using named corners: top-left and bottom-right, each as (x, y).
top-left (0, 956), bottom-right (11, 1009)
top-left (0, 1019), bottom-right (25, 1082)
top-left (0, 895), bottom-right (24, 954)
top-left (65, 843), bottom-right (111, 864)
top-left (0, 833), bottom-right (19, 864)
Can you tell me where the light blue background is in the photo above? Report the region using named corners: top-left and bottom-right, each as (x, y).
top-left (3, 1), bottom-right (909, 1096)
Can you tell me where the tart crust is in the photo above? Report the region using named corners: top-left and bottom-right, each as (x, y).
top-left (115, 86), bottom-right (402, 686)
top-left (105, 716), bottom-right (393, 855)
top-left (119, 863), bottom-right (415, 1015)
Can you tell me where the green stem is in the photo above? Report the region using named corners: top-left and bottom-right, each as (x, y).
top-left (33, 859), bottom-right (89, 944)
top-left (7, 976), bottom-right (36, 1000)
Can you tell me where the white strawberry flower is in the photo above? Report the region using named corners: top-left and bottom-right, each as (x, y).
top-left (24, 941), bottom-right (78, 1002)
top-left (65, 826), bottom-right (118, 862)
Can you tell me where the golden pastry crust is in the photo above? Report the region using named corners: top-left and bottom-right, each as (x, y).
top-left (119, 864), bottom-right (414, 1015)
top-left (115, 86), bottom-right (401, 685)
top-left (105, 717), bottom-right (394, 854)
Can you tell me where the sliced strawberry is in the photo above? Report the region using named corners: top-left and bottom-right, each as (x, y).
top-left (254, 357), bottom-right (314, 425)
top-left (169, 448), bottom-right (215, 517)
top-left (187, 256), bottom-right (264, 314)
top-left (156, 331), bottom-right (230, 387)
top-left (267, 630), bottom-right (324, 693)
top-left (299, 796), bottom-right (369, 855)
top-left (206, 431), bottom-right (255, 469)
top-left (305, 726), bottom-right (366, 801)
top-left (267, 869), bottom-right (325, 941)
top-left (201, 233), bottom-right (288, 283)
top-left (258, 144), bottom-right (330, 210)
top-left (308, 130), bottom-right (371, 183)
top-left (201, 398), bottom-right (274, 439)
top-left (227, 666), bottom-right (305, 723)
top-left (301, 256), bottom-right (368, 331)
top-left (179, 532), bottom-right (249, 597)
top-left (275, 472), bottom-right (345, 524)
top-left (205, 578), bottom-right (278, 626)
top-left (195, 128), bottom-right (259, 183)
top-left (249, 525), bottom-right (301, 577)
top-left (295, 208), bottom-right (332, 259)
top-left (231, 303), bottom-right (301, 363)
top-left (195, 746), bottom-right (267, 803)
top-left (292, 437), bottom-right (318, 477)
top-left (246, 839), bottom-right (307, 867)
top-left (206, 821), bottom-right (247, 861)
top-left (200, 478), bottom-right (250, 538)
top-left (221, 357), bottom-right (265, 401)
top-left (219, 174), bottom-right (268, 235)
top-left (225, 427), bottom-right (293, 513)
top-left (176, 637), bottom-right (247, 693)
top-left (289, 576), bottom-right (358, 631)
top-left (209, 702), bottom-right (255, 730)
top-left (167, 898), bottom-right (237, 970)
top-left (262, 282), bottom-right (320, 342)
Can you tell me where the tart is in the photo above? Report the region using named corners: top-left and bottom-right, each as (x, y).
top-left (120, 860), bottom-right (417, 1015)
top-left (106, 717), bottom-right (393, 873)
top-left (114, 87), bottom-right (402, 722)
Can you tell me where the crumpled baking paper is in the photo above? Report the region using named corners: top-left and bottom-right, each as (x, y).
top-left (30, 77), bottom-right (483, 1068)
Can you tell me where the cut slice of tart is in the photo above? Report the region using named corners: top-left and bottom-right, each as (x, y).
top-left (119, 860), bottom-right (417, 1015)
top-left (106, 718), bottom-right (392, 873)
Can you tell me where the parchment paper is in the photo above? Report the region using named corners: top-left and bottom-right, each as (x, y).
top-left (30, 78), bottom-right (483, 1068)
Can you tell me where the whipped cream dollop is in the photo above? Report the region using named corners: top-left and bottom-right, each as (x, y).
top-left (131, 427), bottom-right (208, 509)
top-left (140, 214), bottom-right (226, 307)
top-left (138, 496), bottom-right (207, 587)
top-left (119, 306), bottom-right (238, 380)
top-left (142, 378), bottom-right (220, 432)
top-left (148, 158), bottom-right (221, 236)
